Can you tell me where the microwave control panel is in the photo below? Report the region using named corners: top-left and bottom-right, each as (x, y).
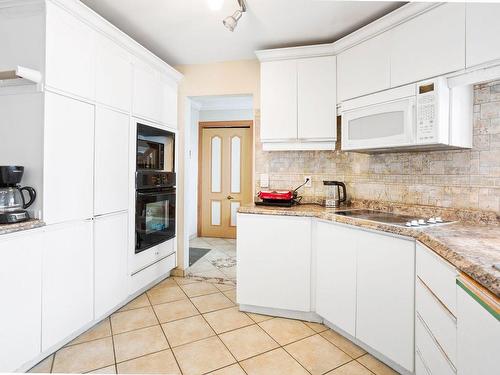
top-left (416, 82), bottom-right (438, 143)
top-left (416, 77), bottom-right (450, 144)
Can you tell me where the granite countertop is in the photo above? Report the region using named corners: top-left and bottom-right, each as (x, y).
top-left (239, 203), bottom-right (500, 298)
top-left (0, 219), bottom-right (46, 236)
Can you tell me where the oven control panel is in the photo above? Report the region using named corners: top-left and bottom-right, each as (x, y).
top-left (136, 171), bottom-right (176, 190)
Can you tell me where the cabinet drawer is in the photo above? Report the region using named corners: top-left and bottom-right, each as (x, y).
top-left (416, 278), bottom-right (457, 366)
top-left (129, 252), bottom-right (176, 295)
top-left (416, 243), bottom-right (458, 315)
top-left (416, 349), bottom-right (431, 375)
top-left (416, 315), bottom-right (456, 375)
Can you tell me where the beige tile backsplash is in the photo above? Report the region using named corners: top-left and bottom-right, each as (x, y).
top-left (255, 80), bottom-right (500, 213)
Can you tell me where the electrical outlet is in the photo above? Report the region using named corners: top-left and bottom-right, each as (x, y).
top-left (304, 176), bottom-right (312, 188)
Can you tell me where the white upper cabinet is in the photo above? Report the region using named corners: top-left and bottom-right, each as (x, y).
top-left (42, 221), bottom-right (94, 351)
top-left (45, 1), bottom-right (95, 99)
top-left (133, 61), bottom-right (163, 123)
top-left (297, 56), bottom-right (336, 140)
top-left (315, 221), bottom-right (357, 336)
top-left (260, 59), bottom-right (298, 141)
top-left (390, 3), bottom-right (465, 87)
top-left (466, 3), bottom-right (500, 68)
top-left (95, 34), bottom-right (132, 112)
top-left (94, 107), bottom-right (129, 216)
top-left (44, 92), bottom-right (94, 224)
top-left (337, 32), bottom-right (391, 101)
top-left (160, 78), bottom-right (178, 128)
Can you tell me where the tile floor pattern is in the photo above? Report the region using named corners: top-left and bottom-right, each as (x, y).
top-left (29, 277), bottom-right (400, 375)
top-left (186, 237), bottom-right (237, 284)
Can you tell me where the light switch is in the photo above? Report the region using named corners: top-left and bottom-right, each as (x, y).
top-left (260, 173), bottom-right (269, 188)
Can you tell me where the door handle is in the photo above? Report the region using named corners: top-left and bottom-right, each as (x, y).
top-left (227, 195), bottom-right (234, 200)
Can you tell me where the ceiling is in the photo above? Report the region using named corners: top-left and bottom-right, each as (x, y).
top-left (81, 0), bottom-right (404, 66)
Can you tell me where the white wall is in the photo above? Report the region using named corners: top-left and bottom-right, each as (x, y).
top-left (199, 109), bottom-right (253, 122)
top-left (186, 102), bottom-right (200, 239)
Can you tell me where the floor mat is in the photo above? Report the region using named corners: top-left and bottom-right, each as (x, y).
top-left (189, 247), bottom-right (211, 266)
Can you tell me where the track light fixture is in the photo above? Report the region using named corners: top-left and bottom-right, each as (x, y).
top-left (223, 0), bottom-right (246, 32)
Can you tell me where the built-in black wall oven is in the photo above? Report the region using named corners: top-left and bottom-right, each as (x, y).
top-left (135, 123), bottom-right (176, 254)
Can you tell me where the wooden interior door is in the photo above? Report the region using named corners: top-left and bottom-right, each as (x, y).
top-left (200, 122), bottom-right (252, 238)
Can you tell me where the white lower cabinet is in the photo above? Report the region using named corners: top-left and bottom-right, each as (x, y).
top-left (315, 221), bottom-right (356, 336)
top-left (0, 230), bottom-right (43, 372)
top-left (457, 282), bottom-right (500, 375)
top-left (237, 214), bottom-right (312, 312)
top-left (356, 230), bottom-right (415, 372)
top-left (42, 221), bottom-right (94, 351)
top-left (94, 212), bottom-right (128, 318)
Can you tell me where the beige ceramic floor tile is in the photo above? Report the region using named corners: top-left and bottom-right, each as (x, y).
top-left (147, 285), bottom-right (187, 305)
top-left (111, 306), bottom-right (158, 334)
top-left (326, 360), bottom-right (375, 375)
top-left (240, 348), bottom-right (309, 375)
top-left (223, 289), bottom-right (237, 303)
top-left (29, 354), bottom-right (53, 373)
top-left (304, 321), bottom-right (329, 333)
top-left (116, 349), bottom-right (181, 374)
top-left (203, 306), bottom-right (254, 334)
top-left (113, 325), bottom-right (169, 363)
top-left (156, 277), bottom-right (178, 287)
top-left (153, 299), bottom-right (199, 323)
top-left (219, 324), bottom-right (279, 361)
top-left (118, 294), bottom-right (150, 312)
top-left (357, 354), bottom-right (399, 375)
top-left (188, 267), bottom-right (228, 280)
top-left (180, 281), bottom-right (219, 297)
top-left (161, 315), bottom-right (215, 347)
top-left (284, 334), bottom-right (352, 375)
top-left (52, 337), bottom-right (114, 373)
top-left (174, 276), bottom-right (199, 285)
top-left (207, 363), bottom-right (246, 375)
top-left (88, 365), bottom-right (117, 374)
top-left (172, 336), bottom-right (236, 375)
top-left (214, 283), bottom-right (235, 292)
top-left (67, 318), bottom-right (112, 346)
top-left (190, 292), bottom-right (234, 313)
top-left (246, 312), bottom-right (274, 323)
top-left (259, 317), bottom-right (315, 345)
top-left (321, 329), bottom-right (366, 359)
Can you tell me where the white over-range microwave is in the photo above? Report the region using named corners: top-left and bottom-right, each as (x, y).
top-left (340, 77), bottom-right (473, 152)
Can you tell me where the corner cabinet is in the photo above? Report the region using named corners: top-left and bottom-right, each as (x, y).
top-left (257, 46), bottom-right (337, 151)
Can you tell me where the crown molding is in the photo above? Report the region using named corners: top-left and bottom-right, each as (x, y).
top-left (255, 2), bottom-right (443, 61)
top-left (255, 43), bottom-right (335, 62)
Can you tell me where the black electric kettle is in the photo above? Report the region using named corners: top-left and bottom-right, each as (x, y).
top-left (323, 181), bottom-right (347, 207)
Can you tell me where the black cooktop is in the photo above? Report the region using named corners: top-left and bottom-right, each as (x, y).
top-left (335, 209), bottom-right (451, 228)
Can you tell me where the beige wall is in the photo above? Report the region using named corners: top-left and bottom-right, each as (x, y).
top-left (255, 80), bottom-right (500, 214)
top-left (175, 59), bottom-right (260, 269)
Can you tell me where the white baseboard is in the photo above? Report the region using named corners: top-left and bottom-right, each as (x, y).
top-left (238, 304), bottom-right (322, 323)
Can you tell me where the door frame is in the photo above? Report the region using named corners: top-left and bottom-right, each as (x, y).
top-left (197, 120), bottom-right (254, 237)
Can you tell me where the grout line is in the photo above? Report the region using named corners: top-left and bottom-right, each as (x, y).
top-left (108, 317), bottom-right (118, 374)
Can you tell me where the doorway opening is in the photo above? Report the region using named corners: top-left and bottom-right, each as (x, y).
top-left (184, 95), bottom-right (254, 283)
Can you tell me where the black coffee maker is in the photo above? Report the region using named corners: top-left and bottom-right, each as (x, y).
top-left (0, 166), bottom-right (37, 224)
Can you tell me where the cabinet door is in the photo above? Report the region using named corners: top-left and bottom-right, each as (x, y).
top-left (95, 34), bottom-right (132, 112)
top-left (457, 285), bottom-right (499, 375)
top-left (44, 92), bottom-right (94, 224)
top-left (260, 60), bottom-right (298, 141)
top-left (297, 56), bottom-right (336, 140)
top-left (337, 33), bottom-right (391, 101)
top-left (466, 3), bottom-right (500, 68)
top-left (315, 222), bottom-right (356, 336)
top-left (94, 107), bottom-right (129, 215)
top-left (160, 78), bottom-right (178, 127)
top-left (0, 231), bottom-right (43, 372)
top-left (45, 2), bottom-right (95, 99)
top-left (42, 221), bottom-right (93, 351)
top-left (94, 212), bottom-right (128, 318)
top-left (391, 3), bottom-right (465, 87)
top-left (133, 62), bottom-right (162, 122)
top-left (356, 231), bottom-right (415, 372)
top-left (237, 214), bottom-right (311, 312)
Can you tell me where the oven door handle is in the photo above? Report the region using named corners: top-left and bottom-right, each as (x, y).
top-left (137, 190), bottom-right (175, 197)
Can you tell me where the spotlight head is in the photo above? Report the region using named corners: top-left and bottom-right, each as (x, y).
top-left (223, 10), bottom-right (242, 32)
